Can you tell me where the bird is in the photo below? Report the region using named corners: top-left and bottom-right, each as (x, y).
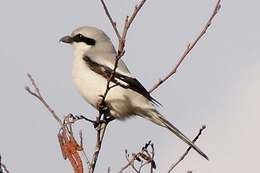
top-left (60, 26), bottom-right (208, 160)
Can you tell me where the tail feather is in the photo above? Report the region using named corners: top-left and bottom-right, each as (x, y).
top-left (146, 112), bottom-right (209, 160)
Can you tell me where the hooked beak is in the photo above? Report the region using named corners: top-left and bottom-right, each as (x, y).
top-left (59, 35), bottom-right (73, 44)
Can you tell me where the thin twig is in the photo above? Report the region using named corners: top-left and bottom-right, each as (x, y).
top-left (107, 167), bottom-right (111, 173)
top-left (79, 130), bottom-right (91, 169)
top-left (89, 120), bottom-right (108, 173)
top-left (100, 0), bottom-right (121, 40)
top-left (0, 154), bottom-right (9, 173)
top-left (119, 141), bottom-right (156, 173)
top-left (120, 151), bottom-right (139, 173)
top-left (26, 75), bottom-right (86, 173)
top-left (149, 0), bottom-right (221, 93)
top-left (25, 73), bottom-right (63, 126)
top-left (1, 165), bottom-right (9, 173)
top-left (168, 125), bottom-right (207, 173)
top-left (117, 0), bottom-right (147, 54)
top-left (0, 155), bottom-right (2, 173)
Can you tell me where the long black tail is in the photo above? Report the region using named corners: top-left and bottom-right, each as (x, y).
top-left (147, 112), bottom-right (209, 160)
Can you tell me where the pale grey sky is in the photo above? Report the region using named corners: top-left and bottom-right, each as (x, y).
top-left (0, 0), bottom-right (260, 172)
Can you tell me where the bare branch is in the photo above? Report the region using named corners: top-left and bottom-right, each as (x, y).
top-left (89, 120), bottom-right (108, 173)
top-left (101, 0), bottom-right (147, 55)
top-left (25, 73), bottom-right (62, 126)
top-left (0, 164), bottom-right (9, 173)
top-left (107, 167), bottom-right (111, 173)
top-left (26, 75), bottom-right (87, 173)
top-left (0, 154), bottom-right (9, 173)
top-left (120, 150), bottom-right (139, 173)
top-left (100, 0), bottom-right (121, 40)
top-left (149, 0), bottom-right (221, 93)
top-left (119, 141), bottom-right (156, 173)
top-left (168, 125), bottom-right (207, 173)
top-left (118, 0), bottom-right (147, 54)
top-left (123, 0), bottom-right (146, 32)
top-left (79, 130), bottom-right (91, 169)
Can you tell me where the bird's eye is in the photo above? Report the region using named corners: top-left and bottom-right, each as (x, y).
top-left (72, 34), bottom-right (83, 42)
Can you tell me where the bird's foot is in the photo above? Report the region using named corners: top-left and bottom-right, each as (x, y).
top-left (103, 114), bottom-right (115, 123)
top-left (97, 95), bottom-right (110, 112)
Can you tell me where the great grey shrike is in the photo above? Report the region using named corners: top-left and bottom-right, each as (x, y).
top-left (60, 26), bottom-right (208, 160)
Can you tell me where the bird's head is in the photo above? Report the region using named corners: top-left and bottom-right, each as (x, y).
top-left (60, 26), bottom-right (115, 55)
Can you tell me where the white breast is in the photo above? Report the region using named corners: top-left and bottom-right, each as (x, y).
top-left (71, 52), bottom-right (155, 119)
top-left (72, 53), bottom-right (106, 108)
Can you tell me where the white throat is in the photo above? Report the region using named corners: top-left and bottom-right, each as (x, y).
top-left (73, 42), bottom-right (92, 57)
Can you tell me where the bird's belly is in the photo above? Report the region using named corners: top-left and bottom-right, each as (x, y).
top-left (73, 66), bottom-right (105, 108)
top-left (72, 65), bottom-right (135, 118)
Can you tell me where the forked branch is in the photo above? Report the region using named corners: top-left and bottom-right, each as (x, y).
top-left (119, 141), bottom-right (156, 173)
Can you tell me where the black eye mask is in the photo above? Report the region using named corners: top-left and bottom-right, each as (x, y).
top-left (72, 34), bottom-right (96, 46)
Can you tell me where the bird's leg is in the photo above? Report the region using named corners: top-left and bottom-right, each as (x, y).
top-left (97, 95), bottom-right (110, 115)
top-left (103, 114), bottom-right (115, 124)
top-left (96, 96), bottom-right (115, 124)
top-left (98, 112), bottom-right (114, 125)
top-left (98, 104), bottom-right (115, 124)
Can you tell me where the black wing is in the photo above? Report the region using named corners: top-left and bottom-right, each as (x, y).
top-left (83, 55), bottom-right (161, 106)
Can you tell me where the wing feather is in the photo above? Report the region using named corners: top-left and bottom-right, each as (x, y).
top-left (83, 55), bottom-right (161, 106)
